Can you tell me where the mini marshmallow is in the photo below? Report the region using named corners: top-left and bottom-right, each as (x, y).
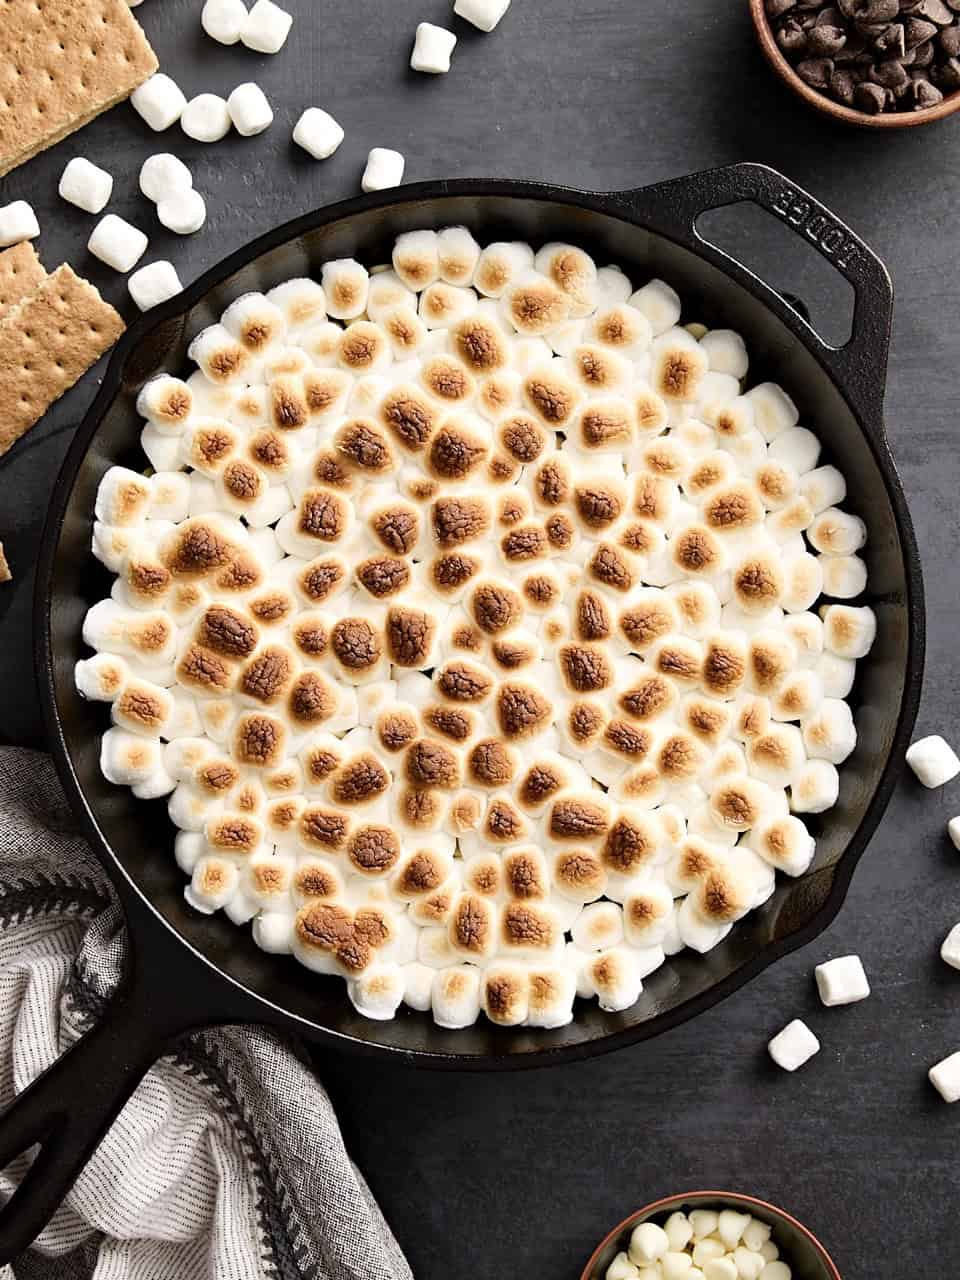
top-left (631, 280), bottom-right (681, 336)
top-left (802, 698), bottom-right (856, 764)
top-left (432, 965), bottom-right (481, 1029)
top-left (768, 1018), bottom-right (820, 1071)
top-left (411, 23), bottom-right (457, 73)
top-left (800, 465), bottom-right (846, 514)
top-left (348, 963), bottom-right (405, 1020)
top-left (929, 1052), bottom-right (960, 1103)
top-left (815, 954), bottom-right (870, 1006)
top-left (474, 241), bottom-right (534, 298)
top-left (941, 922), bottom-right (960, 970)
top-left (59, 158), bottom-right (113, 215)
top-left (743, 382), bottom-right (798, 442)
top-left (808, 508), bottom-right (867, 557)
top-left (700, 328), bottom-right (748, 379)
top-left (158, 189), bottom-right (207, 235)
top-left (790, 758), bottom-right (839, 814)
top-left (321, 259), bottom-right (369, 320)
top-left (227, 83), bottom-right (273, 137)
top-left (131, 74), bottom-right (187, 132)
top-left (186, 856), bottom-right (240, 913)
top-left (75, 652), bottom-right (129, 702)
top-left (88, 215), bottom-right (149, 273)
top-left (437, 226), bottom-right (481, 286)
top-left (362, 148), bottom-right (406, 193)
top-left (181, 95), bottom-right (231, 143)
top-left (749, 814), bottom-right (815, 877)
top-left (906, 735), bottom-right (960, 789)
top-left (241, 0), bottom-right (293, 52)
top-left (100, 727), bottom-right (163, 786)
top-left (293, 108), bottom-right (344, 160)
top-left (454, 0), bottom-right (511, 30)
top-left (820, 554), bottom-right (867, 601)
top-left (138, 154), bottom-right (193, 207)
top-left (821, 604), bottom-right (876, 661)
top-left (129, 261), bottom-right (183, 311)
top-left (202, 0), bottom-right (248, 45)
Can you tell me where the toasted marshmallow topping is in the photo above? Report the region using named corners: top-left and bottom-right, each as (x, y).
top-left (83, 231), bottom-right (871, 1028)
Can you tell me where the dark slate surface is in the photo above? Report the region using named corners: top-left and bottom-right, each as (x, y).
top-left (1, 1), bottom-right (959, 1274)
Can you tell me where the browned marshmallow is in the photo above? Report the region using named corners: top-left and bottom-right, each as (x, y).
top-left (495, 682), bottom-right (553, 740)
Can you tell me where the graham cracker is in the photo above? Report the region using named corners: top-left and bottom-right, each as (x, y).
top-left (0, 544), bottom-right (10, 584)
top-left (0, 263), bottom-right (125, 458)
top-left (0, 243), bottom-right (47, 321)
top-left (0, 0), bottom-right (158, 178)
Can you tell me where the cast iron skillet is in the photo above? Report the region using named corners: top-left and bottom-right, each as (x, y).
top-left (0, 163), bottom-right (923, 1260)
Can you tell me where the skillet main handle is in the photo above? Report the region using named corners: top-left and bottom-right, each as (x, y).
top-left (0, 978), bottom-right (164, 1263)
top-left (614, 161), bottom-right (894, 428)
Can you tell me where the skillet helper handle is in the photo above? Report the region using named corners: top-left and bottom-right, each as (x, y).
top-left (615, 161), bottom-right (894, 428)
top-left (0, 977), bottom-right (165, 1263)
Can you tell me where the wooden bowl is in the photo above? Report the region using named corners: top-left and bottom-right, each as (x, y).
top-left (582, 1190), bottom-right (843, 1280)
top-left (748, 0), bottom-right (960, 129)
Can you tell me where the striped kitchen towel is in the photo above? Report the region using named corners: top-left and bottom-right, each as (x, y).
top-left (0, 747), bottom-right (413, 1280)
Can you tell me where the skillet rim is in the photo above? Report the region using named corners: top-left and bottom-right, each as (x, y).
top-left (35, 172), bottom-right (926, 1070)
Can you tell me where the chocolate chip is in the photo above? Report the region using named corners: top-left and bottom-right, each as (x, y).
top-left (940, 23), bottom-right (960, 51)
top-left (916, 0), bottom-right (954, 21)
top-left (831, 65), bottom-right (859, 97)
top-left (839, 0), bottom-right (898, 20)
top-left (767, 0), bottom-right (797, 14)
top-left (937, 51), bottom-right (960, 80)
top-left (874, 21), bottom-right (907, 54)
top-left (777, 17), bottom-right (809, 50)
top-left (855, 77), bottom-right (891, 105)
top-left (809, 22), bottom-right (848, 51)
top-left (797, 55), bottom-right (836, 86)
top-left (911, 71), bottom-right (946, 97)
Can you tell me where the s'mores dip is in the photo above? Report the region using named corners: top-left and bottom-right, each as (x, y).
top-left (76, 229), bottom-right (877, 1029)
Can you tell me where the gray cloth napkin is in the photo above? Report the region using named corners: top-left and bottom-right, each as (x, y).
top-left (0, 745), bottom-right (413, 1280)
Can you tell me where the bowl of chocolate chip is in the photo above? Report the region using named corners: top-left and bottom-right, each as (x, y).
top-left (750, 0), bottom-right (960, 127)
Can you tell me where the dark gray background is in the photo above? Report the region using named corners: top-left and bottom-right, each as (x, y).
top-left (1, 1), bottom-right (958, 1275)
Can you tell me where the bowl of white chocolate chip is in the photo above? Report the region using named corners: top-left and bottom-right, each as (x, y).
top-left (33, 163), bottom-right (921, 1071)
top-left (584, 1192), bottom-right (842, 1280)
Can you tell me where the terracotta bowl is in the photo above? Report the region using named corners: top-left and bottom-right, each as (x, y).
top-left (748, 0), bottom-right (960, 129)
top-left (582, 1191), bottom-right (842, 1280)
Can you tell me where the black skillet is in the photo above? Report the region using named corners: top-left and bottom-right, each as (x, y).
top-left (0, 163), bottom-right (924, 1260)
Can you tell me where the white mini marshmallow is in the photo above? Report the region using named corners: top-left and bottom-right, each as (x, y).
top-left (929, 1052), bottom-right (960, 1103)
top-left (437, 226), bottom-right (481, 285)
top-left (348, 964), bottom-right (405, 1021)
top-left (241, 0), bottom-right (293, 52)
top-left (906, 735), bottom-right (960, 789)
top-left (631, 280), bottom-right (681, 336)
top-left (949, 816), bottom-right (960, 851)
top-left (362, 148), bottom-right (406, 193)
top-left (0, 201), bottom-right (40, 249)
top-left (454, 0), bottom-right (511, 31)
top-left (767, 426), bottom-right (820, 475)
top-left (129, 261), bottom-right (183, 311)
top-left (139, 153), bottom-right (193, 205)
top-left (801, 465), bottom-right (846, 514)
top-left (100, 727), bottom-right (162, 786)
top-left (293, 108), bottom-right (344, 159)
top-left (815, 954), bottom-right (870, 1006)
top-left (432, 965), bottom-right (481, 1029)
top-left (802, 698), bottom-right (856, 765)
top-left (141, 425), bottom-right (183, 472)
top-left (88, 215), bottom-right (149, 273)
top-left (75, 652), bottom-right (129, 702)
top-left (186, 856), bottom-right (240, 913)
top-left (321, 259), bottom-right (369, 319)
top-left (768, 1018), bottom-right (819, 1071)
top-left (227, 83), bottom-right (274, 136)
top-left (59, 158), bottom-right (113, 215)
top-left (411, 23), bottom-right (457, 73)
top-left (473, 240), bottom-right (533, 297)
top-left (131, 74), bottom-right (187, 132)
top-left (181, 94), bottom-right (231, 143)
top-left (253, 912), bottom-right (294, 954)
top-left (95, 467), bottom-right (152, 526)
top-left (700, 328), bottom-right (748, 379)
top-left (157, 189), bottom-right (207, 236)
top-left (202, 0), bottom-right (248, 44)
top-left (743, 382), bottom-right (798, 442)
top-left (808, 508), bottom-right (866, 558)
top-left (790, 758), bottom-right (839, 814)
top-left (820, 554), bottom-right (867, 600)
top-left (821, 604), bottom-right (876, 660)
